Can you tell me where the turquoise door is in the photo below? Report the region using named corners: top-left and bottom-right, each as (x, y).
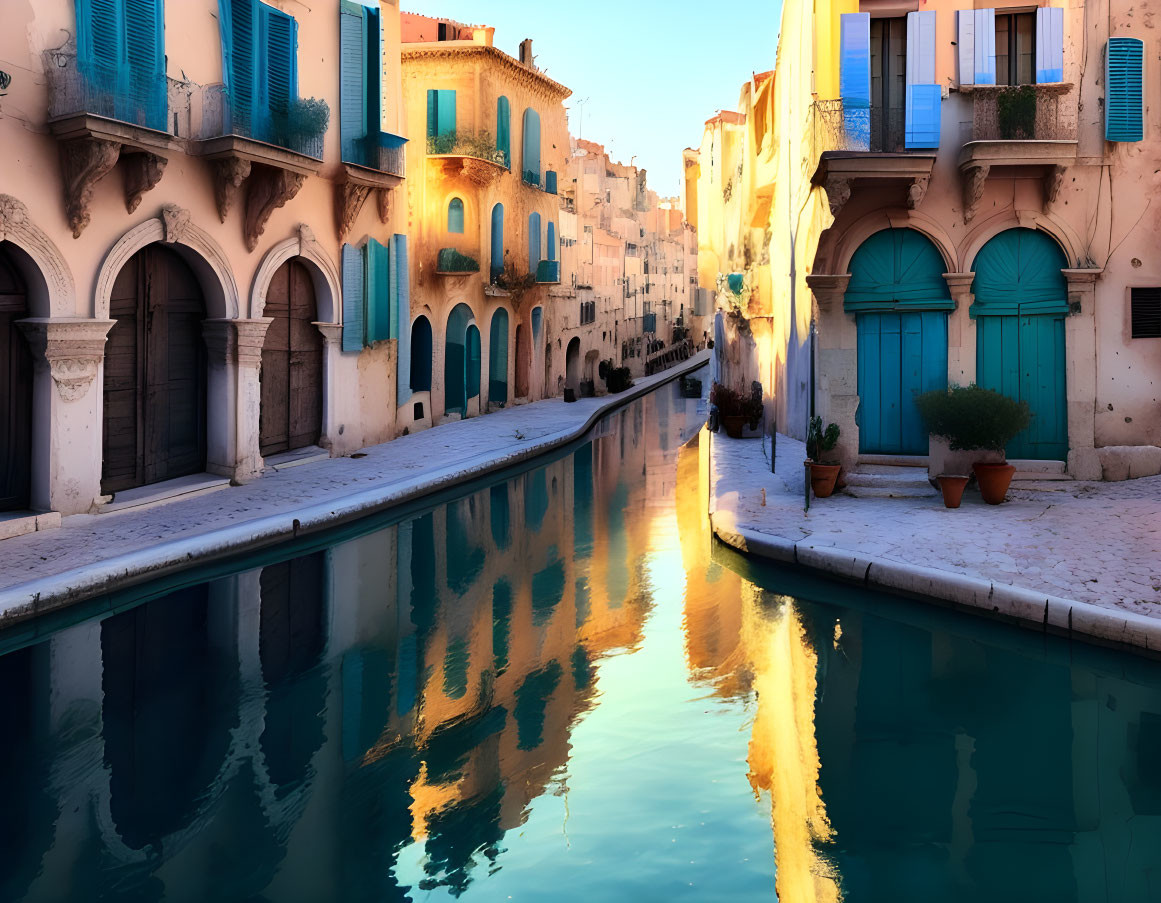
top-left (976, 314), bottom-right (1067, 460)
top-left (971, 229), bottom-right (1069, 461)
top-left (857, 311), bottom-right (948, 454)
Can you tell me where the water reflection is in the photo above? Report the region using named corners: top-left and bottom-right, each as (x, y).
top-left (5, 373), bottom-right (1161, 901)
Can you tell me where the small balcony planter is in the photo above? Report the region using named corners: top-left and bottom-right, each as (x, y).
top-left (437, 248), bottom-right (480, 275)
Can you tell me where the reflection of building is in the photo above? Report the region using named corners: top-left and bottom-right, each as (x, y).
top-left (397, 17), bottom-right (570, 432)
top-left (0, 0), bottom-right (407, 537)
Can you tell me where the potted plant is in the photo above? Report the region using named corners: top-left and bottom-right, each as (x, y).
top-left (915, 385), bottom-right (1032, 505)
top-left (710, 383), bottom-right (746, 437)
top-left (805, 416), bottom-right (841, 498)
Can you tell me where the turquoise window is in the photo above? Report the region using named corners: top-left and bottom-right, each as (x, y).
top-left (447, 198), bottom-right (465, 234)
top-left (496, 96), bottom-right (511, 167)
top-left (1106, 37), bottom-right (1144, 142)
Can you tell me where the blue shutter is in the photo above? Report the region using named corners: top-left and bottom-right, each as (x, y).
top-left (124, 0), bottom-right (166, 130)
top-left (490, 204), bottom-right (505, 281)
top-left (974, 8), bottom-right (997, 85)
top-left (339, 0), bottom-right (367, 164)
top-left (341, 243), bottom-right (365, 352)
top-left (545, 170), bottom-right (557, 194)
top-left (365, 238), bottom-right (391, 344)
top-left (427, 89), bottom-right (455, 140)
top-left (221, 0), bottom-right (256, 133)
top-left (957, 10), bottom-right (975, 87)
top-left (840, 13), bottom-right (871, 151)
top-left (426, 89), bottom-right (437, 138)
top-left (905, 11), bottom-right (940, 149)
top-left (76, 0), bottom-right (124, 119)
top-left (528, 212), bottom-right (541, 269)
top-left (496, 96), bottom-right (511, 167)
top-left (1036, 7), bottom-right (1064, 83)
top-left (547, 222), bottom-right (557, 262)
top-left (448, 198), bottom-right (465, 234)
top-left (259, 2), bottom-right (297, 142)
top-left (387, 234), bottom-right (398, 341)
top-left (394, 235), bottom-right (413, 404)
top-left (1106, 37), bottom-right (1144, 142)
top-left (522, 108), bottom-right (541, 184)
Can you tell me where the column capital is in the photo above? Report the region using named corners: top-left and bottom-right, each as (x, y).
top-left (313, 322), bottom-right (343, 347)
top-left (203, 318), bottom-right (273, 367)
top-left (17, 317), bottom-right (115, 402)
top-left (805, 273), bottom-right (851, 309)
top-left (1062, 267), bottom-right (1103, 286)
top-left (942, 272), bottom-right (976, 307)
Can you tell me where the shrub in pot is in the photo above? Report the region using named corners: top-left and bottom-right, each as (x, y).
top-left (806, 416), bottom-right (841, 498)
top-left (711, 383), bottom-right (762, 438)
top-left (915, 385), bottom-right (1032, 505)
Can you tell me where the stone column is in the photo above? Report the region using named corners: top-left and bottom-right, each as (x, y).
top-left (203, 318), bottom-right (272, 482)
top-left (18, 318), bottom-right (115, 514)
top-left (805, 274), bottom-right (858, 472)
top-left (943, 273), bottom-right (976, 387)
top-left (1062, 268), bottom-right (1103, 479)
top-left (314, 322), bottom-right (343, 453)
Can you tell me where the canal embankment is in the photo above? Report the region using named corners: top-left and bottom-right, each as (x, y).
top-left (708, 429), bottom-right (1161, 656)
top-left (0, 352), bottom-right (708, 629)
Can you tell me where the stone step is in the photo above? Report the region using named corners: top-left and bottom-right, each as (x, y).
top-left (1009, 458), bottom-right (1067, 474)
top-left (1012, 471), bottom-right (1073, 481)
top-left (844, 470), bottom-right (933, 491)
top-left (844, 485), bottom-right (938, 499)
top-left (858, 454), bottom-right (929, 468)
top-left (852, 464), bottom-right (929, 476)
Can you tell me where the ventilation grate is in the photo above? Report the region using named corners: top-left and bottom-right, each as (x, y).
top-left (1131, 287), bottom-right (1161, 338)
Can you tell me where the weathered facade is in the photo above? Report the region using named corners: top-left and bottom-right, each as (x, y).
top-left (0, 0), bottom-right (407, 532)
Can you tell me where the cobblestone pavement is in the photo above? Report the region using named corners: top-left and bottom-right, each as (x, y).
top-left (0, 354), bottom-right (707, 620)
top-left (711, 431), bottom-right (1161, 618)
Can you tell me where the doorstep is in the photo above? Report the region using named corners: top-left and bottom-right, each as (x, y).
top-left (263, 446), bottom-right (331, 472)
top-left (857, 453), bottom-right (929, 467)
top-left (0, 511), bottom-right (62, 542)
top-left (100, 473), bottom-right (231, 514)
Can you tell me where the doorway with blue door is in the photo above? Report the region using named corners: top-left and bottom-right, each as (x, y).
top-left (847, 228), bottom-right (952, 455)
top-left (971, 228), bottom-right (1068, 460)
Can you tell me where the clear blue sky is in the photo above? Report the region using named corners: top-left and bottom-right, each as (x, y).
top-left (408, 1), bottom-right (783, 196)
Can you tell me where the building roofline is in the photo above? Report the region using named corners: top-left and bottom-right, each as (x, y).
top-left (401, 43), bottom-right (572, 100)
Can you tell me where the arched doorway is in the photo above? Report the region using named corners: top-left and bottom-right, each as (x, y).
top-left (515, 323), bottom-right (529, 398)
top-left (0, 242), bottom-right (32, 511)
top-left (488, 309), bottom-right (509, 407)
top-left (846, 228), bottom-right (952, 455)
top-left (972, 229), bottom-right (1068, 459)
top-left (260, 259), bottom-right (323, 457)
top-left (103, 244), bottom-right (207, 494)
top-left (444, 303), bottom-right (475, 417)
top-left (565, 337), bottom-right (581, 393)
top-left (411, 315), bottom-right (433, 392)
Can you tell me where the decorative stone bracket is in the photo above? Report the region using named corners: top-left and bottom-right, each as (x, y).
top-left (805, 273), bottom-right (851, 311)
top-left (335, 163), bottom-right (398, 238)
top-left (202, 317), bottom-right (274, 366)
top-left (943, 272), bottom-right (976, 308)
top-left (822, 176), bottom-right (852, 217)
top-left (1044, 164), bottom-right (1066, 206)
top-left (17, 318), bottom-right (116, 402)
top-left (962, 164), bottom-right (990, 224)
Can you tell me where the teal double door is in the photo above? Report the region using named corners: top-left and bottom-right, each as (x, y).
top-left (976, 314), bottom-right (1067, 460)
top-left (857, 311), bottom-right (948, 455)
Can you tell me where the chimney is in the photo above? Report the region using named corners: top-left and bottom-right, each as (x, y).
top-left (519, 38), bottom-right (533, 67)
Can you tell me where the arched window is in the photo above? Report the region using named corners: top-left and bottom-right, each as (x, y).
top-left (410, 315), bottom-right (432, 392)
top-left (522, 108), bottom-right (541, 185)
top-left (447, 197), bottom-right (465, 234)
top-left (547, 222), bottom-right (557, 261)
top-left (490, 204), bottom-right (505, 282)
top-left (496, 96), bottom-right (511, 167)
top-left (528, 212), bottom-right (541, 269)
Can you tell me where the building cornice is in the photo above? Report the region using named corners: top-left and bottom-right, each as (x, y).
top-left (402, 44), bottom-right (572, 101)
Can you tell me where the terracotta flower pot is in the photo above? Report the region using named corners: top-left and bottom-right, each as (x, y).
top-left (809, 462), bottom-right (841, 499)
top-left (722, 415), bottom-right (745, 439)
top-left (936, 474), bottom-right (970, 509)
top-left (973, 461), bottom-right (1016, 505)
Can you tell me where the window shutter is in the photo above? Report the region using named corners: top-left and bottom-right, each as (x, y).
top-left (528, 212), bottom-right (541, 269)
top-left (957, 10), bottom-right (975, 87)
top-left (1131, 287), bottom-right (1161, 338)
top-left (547, 222), bottom-right (557, 262)
top-left (973, 8), bottom-right (997, 85)
top-left (221, 0), bottom-right (256, 132)
top-left (545, 170), bottom-right (557, 194)
top-left (447, 198), bottom-right (465, 234)
top-left (905, 11), bottom-right (940, 148)
top-left (437, 90), bottom-right (456, 137)
top-left (1036, 7), bottom-right (1064, 82)
top-left (394, 234), bottom-right (412, 404)
top-left (1106, 37), bottom-right (1144, 142)
top-left (366, 238), bottom-right (393, 344)
top-left (80, 0), bottom-right (123, 72)
top-left (123, 0), bottom-right (166, 130)
top-left (339, 0), bottom-right (367, 163)
top-left (364, 6), bottom-right (381, 137)
top-left (260, 2), bottom-right (297, 135)
top-left (341, 243), bottom-right (365, 352)
top-left (522, 108), bottom-right (541, 182)
top-left (426, 89), bottom-right (437, 138)
top-left (496, 96), bottom-right (511, 167)
top-left (839, 13), bottom-right (871, 151)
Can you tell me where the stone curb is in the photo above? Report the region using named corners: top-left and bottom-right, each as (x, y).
top-left (0, 352), bottom-right (709, 628)
top-left (707, 432), bottom-right (1161, 658)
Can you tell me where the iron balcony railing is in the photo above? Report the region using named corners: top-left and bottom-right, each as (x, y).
top-left (344, 132), bottom-right (407, 177)
top-left (199, 85), bottom-right (327, 159)
top-left (45, 51), bottom-right (168, 131)
top-left (522, 169), bottom-right (558, 193)
top-left (968, 84), bottom-right (1078, 141)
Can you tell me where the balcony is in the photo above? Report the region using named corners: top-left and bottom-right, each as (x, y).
top-left (336, 131), bottom-right (407, 238)
top-left (428, 131), bottom-right (508, 187)
top-left (436, 248), bottom-right (481, 275)
top-left (536, 260), bottom-right (561, 284)
top-left (344, 132), bottom-right (407, 179)
top-left (522, 169), bottom-right (558, 194)
top-left (959, 83), bottom-right (1079, 222)
top-left (808, 100), bottom-right (936, 217)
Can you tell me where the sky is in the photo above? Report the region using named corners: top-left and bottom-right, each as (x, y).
top-left (408, 0), bottom-right (784, 197)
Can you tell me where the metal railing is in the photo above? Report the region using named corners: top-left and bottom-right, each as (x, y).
top-left (427, 130), bottom-right (508, 166)
top-left (345, 131), bottom-right (407, 177)
top-left (969, 84), bottom-right (1078, 141)
top-left (45, 51), bottom-right (168, 131)
top-left (199, 85), bottom-right (327, 159)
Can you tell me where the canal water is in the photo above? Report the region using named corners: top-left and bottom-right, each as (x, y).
top-left (3, 370), bottom-right (1161, 902)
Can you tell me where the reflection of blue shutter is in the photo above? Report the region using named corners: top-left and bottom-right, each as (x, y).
top-left (124, 0), bottom-right (166, 130)
top-left (840, 13), bottom-right (871, 151)
top-left (395, 234), bottom-right (412, 404)
top-left (341, 243), bottom-right (365, 352)
top-left (905, 11), bottom-right (940, 149)
top-left (339, 0), bottom-right (366, 163)
top-left (957, 10), bottom-right (975, 87)
top-left (1036, 7), bottom-right (1064, 82)
top-left (365, 238), bottom-right (391, 344)
top-left (1106, 37), bottom-right (1144, 142)
top-left (396, 633), bottom-right (417, 717)
top-left (974, 8), bottom-right (996, 85)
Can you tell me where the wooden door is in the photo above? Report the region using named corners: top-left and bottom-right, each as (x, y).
top-left (0, 244), bottom-right (32, 511)
top-left (260, 259), bottom-right (322, 457)
top-left (857, 311), bottom-right (948, 455)
top-left (102, 245), bottom-right (207, 494)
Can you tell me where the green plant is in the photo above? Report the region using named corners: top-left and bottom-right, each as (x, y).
top-left (427, 129), bottom-right (508, 166)
top-left (996, 85), bottom-right (1036, 140)
top-left (711, 382), bottom-right (762, 428)
top-left (806, 416), bottom-right (840, 462)
top-left (915, 384), bottom-right (1032, 453)
top-left (437, 248), bottom-right (479, 273)
top-left (276, 97), bottom-right (330, 151)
